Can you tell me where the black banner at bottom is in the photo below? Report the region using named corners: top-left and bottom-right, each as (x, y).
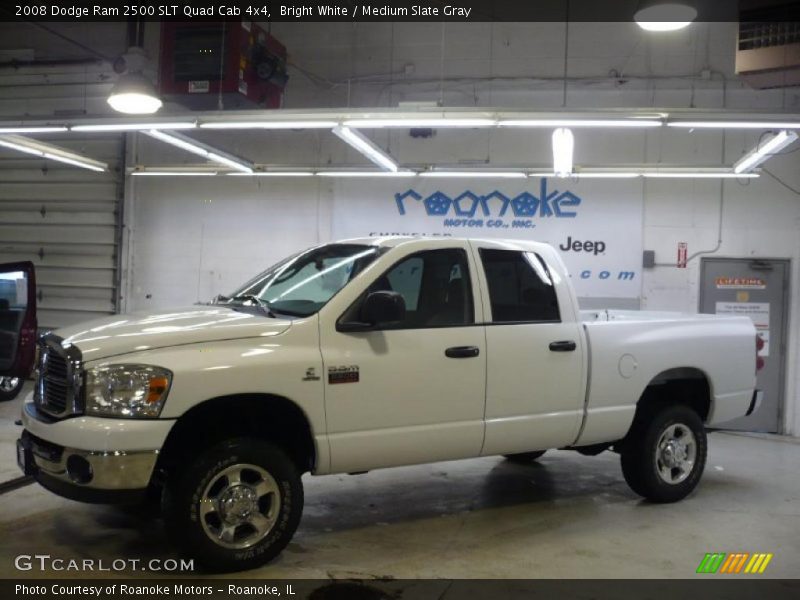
top-left (4, 579), bottom-right (800, 600)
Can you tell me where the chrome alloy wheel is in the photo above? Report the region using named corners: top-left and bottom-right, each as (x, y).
top-left (655, 423), bottom-right (697, 485)
top-left (0, 377), bottom-right (19, 393)
top-left (199, 463), bottom-right (281, 549)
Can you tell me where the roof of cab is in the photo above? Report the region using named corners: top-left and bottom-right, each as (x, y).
top-left (336, 235), bottom-right (549, 251)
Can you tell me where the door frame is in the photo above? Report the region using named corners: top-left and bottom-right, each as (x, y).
top-left (698, 256), bottom-right (790, 434)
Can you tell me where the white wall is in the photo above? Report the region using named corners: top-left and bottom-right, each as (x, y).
top-left (120, 22), bottom-right (800, 435)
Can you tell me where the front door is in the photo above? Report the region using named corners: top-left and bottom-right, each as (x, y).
top-left (321, 243), bottom-right (487, 473)
top-left (699, 258), bottom-right (789, 433)
top-left (0, 262), bottom-right (37, 378)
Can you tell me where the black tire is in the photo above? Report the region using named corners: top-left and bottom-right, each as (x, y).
top-left (504, 450), bottom-right (547, 463)
top-left (162, 437), bottom-right (303, 573)
top-left (0, 377), bottom-right (24, 402)
top-left (620, 404), bottom-right (707, 503)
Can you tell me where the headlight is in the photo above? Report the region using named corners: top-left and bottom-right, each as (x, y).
top-left (84, 365), bottom-right (172, 418)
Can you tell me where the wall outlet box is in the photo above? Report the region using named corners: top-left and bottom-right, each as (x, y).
top-left (643, 250), bottom-right (655, 268)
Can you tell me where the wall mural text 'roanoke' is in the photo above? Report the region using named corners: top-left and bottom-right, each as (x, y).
top-left (395, 179), bottom-right (580, 229)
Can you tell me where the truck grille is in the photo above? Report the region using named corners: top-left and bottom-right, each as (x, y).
top-left (35, 337), bottom-right (82, 419)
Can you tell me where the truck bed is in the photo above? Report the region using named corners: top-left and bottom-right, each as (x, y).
top-left (581, 309), bottom-right (738, 323)
top-left (574, 308), bottom-right (756, 446)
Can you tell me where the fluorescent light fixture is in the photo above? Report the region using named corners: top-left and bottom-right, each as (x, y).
top-left (499, 119), bottom-right (662, 128)
top-left (733, 130), bottom-right (798, 173)
top-left (571, 172), bottom-right (641, 178)
top-left (0, 134), bottom-right (107, 172)
top-left (0, 138), bottom-right (46, 157)
top-left (332, 125), bottom-right (398, 171)
top-left (144, 130), bottom-right (254, 173)
top-left (126, 168), bottom-right (760, 179)
top-left (419, 171), bottom-right (527, 178)
top-left (316, 170), bottom-right (417, 177)
top-left (0, 126), bottom-right (67, 133)
top-left (42, 153), bottom-right (105, 172)
top-left (200, 121), bottom-right (338, 129)
top-left (643, 172), bottom-right (760, 178)
top-left (131, 171), bottom-right (218, 176)
top-left (548, 171), bottom-right (758, 179)
top-left (71, 122), bottom-right (196, 132)
top-left (552, 128), bottom-right (574, 177)
top-left (146, 129), bottom-right (206, 154)
top-left (634, 2), bottom-right (696, 31)
top-left (668, 121), bottom-right (800, 130)
top-left (343, 118), bottom-right (496, 128)
top-left (207, 152), bottom-right (252, 172)
top-left (108, 72), bottom-right (162, 114)
top-left (227, 171), bottom-right (315, 177)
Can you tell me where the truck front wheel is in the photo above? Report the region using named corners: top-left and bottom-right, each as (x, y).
top-left (162, 437), bottom-right (303, 572)
top-left (0, 377), bottom-right (23, 402)
top-left (620, 405), bottom-right (707, 503)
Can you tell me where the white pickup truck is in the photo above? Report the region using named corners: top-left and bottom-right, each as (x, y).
top-left (14, 237), bottom-right (760, 572)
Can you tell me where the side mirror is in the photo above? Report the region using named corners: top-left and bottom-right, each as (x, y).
top-left (0, 261), bottom-right (37, 378)
top-left (338, 291), bottom-right (406, 332)
top-left (362, 291), bottom-right (406, 326)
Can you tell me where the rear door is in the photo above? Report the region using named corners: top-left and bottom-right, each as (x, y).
top-left (470, 242), bottom-right (585, 455)
top-left (0, 261), bottom-right (37, 377)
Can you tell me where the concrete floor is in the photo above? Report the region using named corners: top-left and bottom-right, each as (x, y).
top-left (1, 382), bottom-right (799, 579)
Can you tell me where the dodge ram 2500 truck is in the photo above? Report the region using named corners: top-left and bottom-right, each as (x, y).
top-left (15, 237), bottom-right (761, 572)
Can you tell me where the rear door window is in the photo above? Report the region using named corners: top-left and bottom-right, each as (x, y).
top-left (479, 249), bottom-right (560, 323)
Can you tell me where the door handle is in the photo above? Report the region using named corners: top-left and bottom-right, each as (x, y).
top-left (445, 346), bottom-right (480, 359)
top-left (549, 340), bottom-right (577, 352)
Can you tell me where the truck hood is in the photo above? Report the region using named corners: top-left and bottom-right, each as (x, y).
top-left (53, 306), bottom-right (293, 362)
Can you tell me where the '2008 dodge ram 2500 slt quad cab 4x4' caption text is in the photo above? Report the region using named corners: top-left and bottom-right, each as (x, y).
top-left (12, 237), bottom-right (761, 571)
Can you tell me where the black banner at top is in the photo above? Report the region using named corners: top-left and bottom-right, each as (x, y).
top-left (2, 0), bottom-right (799, 23)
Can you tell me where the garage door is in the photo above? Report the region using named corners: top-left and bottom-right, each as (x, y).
top-left (0, 134), bottom-right (123, 332)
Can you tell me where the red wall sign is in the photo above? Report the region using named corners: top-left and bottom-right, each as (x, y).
top-left (677, 242), bottom-right (688, 268)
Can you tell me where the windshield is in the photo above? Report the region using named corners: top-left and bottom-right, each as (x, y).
top-left (221, 244), bottom-right (384, 318)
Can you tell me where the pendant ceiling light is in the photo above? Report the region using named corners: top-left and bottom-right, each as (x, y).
top-left (107, 46), bottom-right (162, 115)
top-left (108, 72), bottom-right (162, 114)
top-left (634, 1), bottom-right (697, 32)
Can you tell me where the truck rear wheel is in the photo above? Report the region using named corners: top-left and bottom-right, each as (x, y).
top-left (162, 437), bottom-right (303, 572)
top-left (620, 404), bottom-right (706, 503)
top-left (504, 450), bottom-right (547, 463)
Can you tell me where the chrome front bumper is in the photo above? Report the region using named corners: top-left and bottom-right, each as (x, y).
top-left (20, 429), bottom-right (158, 490)
top-left (19, 401), bottom-right (175, 503)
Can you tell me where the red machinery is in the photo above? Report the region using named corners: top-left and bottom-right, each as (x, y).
top-left (159, 21), bottom-right (288, 110)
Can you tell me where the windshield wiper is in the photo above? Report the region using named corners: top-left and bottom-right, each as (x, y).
top-left (228, 294), bottom-right (277, 318)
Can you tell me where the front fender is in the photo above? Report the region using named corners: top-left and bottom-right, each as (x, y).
top-left (81, 317), bottom-right (326, 434)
